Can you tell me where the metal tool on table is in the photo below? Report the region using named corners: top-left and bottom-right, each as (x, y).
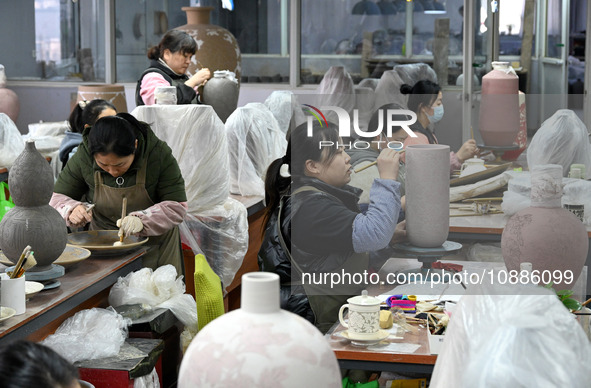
top-left (450, 197), bottom-right (503, 217)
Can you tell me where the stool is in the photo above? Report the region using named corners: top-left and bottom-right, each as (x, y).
top-left (77, 338), bottom-right (164, 388)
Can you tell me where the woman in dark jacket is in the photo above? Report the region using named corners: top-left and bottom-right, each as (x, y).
top-left (258, 121), bottom-right (405, 333)
top-left (136, 29), bottom-right (211, 106)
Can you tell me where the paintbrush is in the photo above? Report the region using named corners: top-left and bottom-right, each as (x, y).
top-left (116, 197), bottom-right (127, 245)
top-left (14, 251), bottom-right (37, 278)
top-left (9, 245), bottom-right (31, 279)
top-left (354, 149), bottom-right (406, 173)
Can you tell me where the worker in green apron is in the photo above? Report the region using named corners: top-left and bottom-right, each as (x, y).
top-left (50, 113), bottom-right (187, 275)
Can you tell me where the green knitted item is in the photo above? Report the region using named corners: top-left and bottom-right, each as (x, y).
top-left (194, 254), bottom-right (225, 330)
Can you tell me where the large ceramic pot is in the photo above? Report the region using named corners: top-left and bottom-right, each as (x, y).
top-left (501, 165), bottom-right (588, 289)
top-left (77, 84), bottom-right (128, 113)
top-left (405, 144), bottom-right (450, 247)
top-left (479, 62), bottom-right (520, 147)
top-left (0, 65), bottom-right (20, 123)
top-left (202, 70), bottom-right (239, 123)
top-left (0, 141), bottom-right (67, 270)
top-left (176, 7), bottom-right (242, 82)
top-left (178, 272), bottom-right (341, 387)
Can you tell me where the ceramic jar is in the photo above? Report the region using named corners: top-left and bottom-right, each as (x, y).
top-left (177, 7), bottom-right (242, 82)
top-left (0, 64), bottom-right (20, 123)
top-left (501, 165), bottom-right (588, 289)
top-left (459, 158), bottom-right (486, 177)
top-left (338, 290), bottom-right (381, 339)
top-left (0, 141), bottom-right (67, 270)
top-left (479, 62), bottom-right (520, 147)
top-left (77, 84), bottom-right (128, 113)
top-left (405, 144), bottom-right (450, 247)
top-left (178, 272), bottom-right (341, 387)
top-left (202, 70), bottom-right (239, 123)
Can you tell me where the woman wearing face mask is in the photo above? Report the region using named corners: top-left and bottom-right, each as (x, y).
top-left (400, 80), bottom-right (478, 172)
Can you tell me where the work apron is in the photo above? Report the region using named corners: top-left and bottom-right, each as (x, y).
top-left (279, 186), bottom-right (369, 334)
top-left (91, 162), bottom-right (183, 275)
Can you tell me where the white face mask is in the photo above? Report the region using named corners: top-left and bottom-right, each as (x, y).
top-left (427, 105), bottom-right (444, 124)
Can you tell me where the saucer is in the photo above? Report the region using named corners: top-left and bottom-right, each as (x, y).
top-left (335, 329), bottom-right (390, 346)
top-left (0, 307), bottom-right (16, 322)
top-left (25, 281), bottom-right (45, 299)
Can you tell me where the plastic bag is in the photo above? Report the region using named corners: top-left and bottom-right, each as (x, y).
top-left (263, 90), bottom-right (307, 135)
top-left (373, 63), bottom-right (437, 112)
top-left (0, 113), bottom-right (24, 168)
top-left (0, 181), bottom-right (15, 221)
top-left (430, 283), bottom-right (591, 388)
top-left (225, 104), bottom-right (286, 196)
top-left (134, 368), bottom-right (160, 388)
top-left (41, 307), bottom-right (131, 363)
top-left (316, 66), bottom-right (355, 125)
top-left (27, 120), bottom-right (69, 137)
top-left (527, 109), bottom-right (591, 177)
top-left (109, 265), bottom-right (198, 331)
top-left (179, 197), bottom-right (248, 292)
top-left (131, 105), bottom-right (229, 213)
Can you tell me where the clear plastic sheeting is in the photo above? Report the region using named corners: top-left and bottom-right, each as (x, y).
top-left (354, 86), bottom-right (376, 134)
top-left (225, 103), bottom-right (286, 197)
top-left (179, 197), bottom-right (248, 291)
top-left (41, 307), bottom-right (131, 363)
top-left (527, 109), bottom-right (591, 177)
top-left (0, 113), bottom-right (24, 168)
top-left (316, 66), bottom-right (355, 125)
top-left (109, 265), bottom-right (198, 331)
top-left (131, 105), bottom-right (229, 213)
top-left (263, 90), bottom-right (307, 135)
top-left (358, 78), bottom-right (379, 91)
top-left (134, 368), bottom-right (160, 388)
top-left (373, 63), bottom-right (438, 112)
top-left (430, 283), bottom-right (591, 388)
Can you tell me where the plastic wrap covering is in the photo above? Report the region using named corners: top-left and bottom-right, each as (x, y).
top-left (358, 78), bottom-right (379, 90)
top-left (131, 105), bottom-right (229, 213)
top-left (527, 109), bottom-right (591, 177)
top-left (430, 283), bottom-right (591, 388)
top-left (109, 265), bottom-right (198, 330)
top-left (0, 113), bottom-right (24, 168)
top-left (316, 66), bottom-right (355, 125)
top-left (373, 64), bottom-right (438, 111)
top-left (354, 86), bottom-right (376, 134)
top-left (263, 90), bottom-right (307, 135)
top-left (179, 197), bottom-right (248, 291)
top-left (41, 307), bottom-right (131, 363)
top-left (22, 122), bottom-right (69, 179)
top-left (225, 103), bottom-right (286, 196)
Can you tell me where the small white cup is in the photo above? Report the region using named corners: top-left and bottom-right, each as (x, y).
top-left (154, 86), bottom-right (177, 105)
top-left (338, 291), bottom-right (381, 339)
top-left (459, 158), bottom-right (487, 177)
top-left (1, 273), bottom-right (26, 315)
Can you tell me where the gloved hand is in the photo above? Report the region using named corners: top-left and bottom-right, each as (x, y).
top-left (116, 215), bottom-right (143, 236)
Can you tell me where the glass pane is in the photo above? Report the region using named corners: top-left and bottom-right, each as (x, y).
top-left (0, 0), bottom-right (104, 81)
top-left (546, 0), bottom-right (563, 58)
top-left (115, 0), bottom-right (288, 84)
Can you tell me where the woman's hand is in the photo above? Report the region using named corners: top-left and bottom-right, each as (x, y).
top-left (390, 220), bottom-right (407, 244)
top-left (377, 148), bottom-right (400, 180)
top-left (68, 204), bottom-right (92, 228)
top-left (186, 68), bottom-right (212, 88)
top-left (456, 139), bottom-right (479, 162)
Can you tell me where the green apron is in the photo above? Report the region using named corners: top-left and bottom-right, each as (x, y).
top-left (91, 161), bottom-right (184, 275)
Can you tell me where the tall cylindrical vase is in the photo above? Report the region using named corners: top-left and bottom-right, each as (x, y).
top-left (501, 165), bottom-right (588, 289)
top-left (0, 141), bottom-right (67, 270)
top-left (178, 272), bottom-right (341, 387)
top-left (405, 144), bottom-right (450, 247)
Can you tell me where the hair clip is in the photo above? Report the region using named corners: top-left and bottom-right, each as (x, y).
top-left (279, 163), bottom-right (291, 178)
top-left (78, 100), bottom-right (88, 109)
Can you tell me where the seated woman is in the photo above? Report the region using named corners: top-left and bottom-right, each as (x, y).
top-left (258, 121), bottom-right (406, 333)
top-left (400, 80), bottom-right (478, 172)
top-left (59, 99), bottom-right (117, 168)
top-left (348, 104), bottom-right (409, 211)
top-left (136, 29), bottom-right (211, 106)
top-left (50, 114), bottom-right (187, 275)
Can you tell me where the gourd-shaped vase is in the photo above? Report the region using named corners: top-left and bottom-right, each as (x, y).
top-left (501, 165), bottom-right (588, 289)
top-left (479, 61), bottom-right (520, 147)
top-left (178, 272), bottom-right (341, 387)
top-left (202, 70), bottom-right (239, 123)
top-left (0, 141), bottom-right (67, 270)
top-left (0, 64), bottom-right (20, 124)
top-left (177, 6), bottom-right (242, 82)
top-left (405, 144), bottom-right (450, 247)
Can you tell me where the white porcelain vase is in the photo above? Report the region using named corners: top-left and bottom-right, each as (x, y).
top-left (178, 272), bottom-right (341, 387)
top-left (405, 144), bottom-right (450, 247)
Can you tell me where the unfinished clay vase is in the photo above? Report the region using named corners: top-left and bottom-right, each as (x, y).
top-left (177, 7), bottom-right (241, 82)
top-left (405, 144), bottom-right (450, 247)
top-left (0, 64), bottom-right (20, 123)
top-left (0, 141), bottom-right (67, 270)
top-left (178, 272), bottom-right (341, 387)
top-left (501, 165), bottom-right (588, 289)
top-left (479, 62), bottom-right (520, 147)
top-left (202, 70), bottom-right (239, 123)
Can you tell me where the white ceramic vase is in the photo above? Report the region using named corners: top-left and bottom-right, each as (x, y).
top-left (405, 144), bottom-right (450, 247)
top-left (178, 272), bottom-right (341, 387)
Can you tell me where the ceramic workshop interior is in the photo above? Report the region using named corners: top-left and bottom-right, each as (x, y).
top-left (1, 0), bottom-right (591, 387)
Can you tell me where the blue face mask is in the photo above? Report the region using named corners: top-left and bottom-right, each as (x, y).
top-left (427, 105), bottom-right (444, 124)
